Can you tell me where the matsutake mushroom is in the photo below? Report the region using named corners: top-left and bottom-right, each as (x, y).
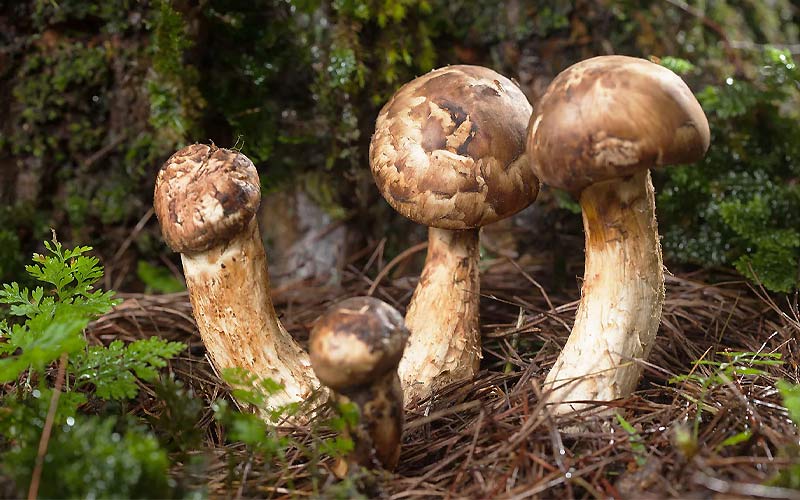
top-left (527, 56), bottom-right (710, 414)
top-left (370, 65), bottom-right (539, 404)
top-left (309, 296), bottom-right (408, 472)
top-left (154, 144), bottom-right (322, 415)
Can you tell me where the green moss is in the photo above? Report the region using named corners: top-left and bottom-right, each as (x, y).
top-left (1, 0), bottom-right (204, 284)
top-left (11, 42), bottom-right (109, 158)
top-left (147, 0), bottom-right (203, 140)
top-left (2, 408), bottom-right (173, 499)
top-left (658, 49), bottom-right (800, 292)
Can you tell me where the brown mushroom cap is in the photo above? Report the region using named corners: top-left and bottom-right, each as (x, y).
top-left (154, 144), bottom-right (261, 254)
top-left (309, 297), bottom-right (409, 392)
top-left (527, 55), bottom-right (711, 194)
top-left (370, 65), bottom-right (539, 230)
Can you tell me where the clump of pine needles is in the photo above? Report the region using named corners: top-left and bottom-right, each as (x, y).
top-left (84, 242), bottom-right (799, 498)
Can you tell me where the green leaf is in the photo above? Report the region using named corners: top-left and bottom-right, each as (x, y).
top-left (615, 413), bottom-right (647, 466)
top-left (221, 367), bottom-right (289, 414)
top-left (136, 261), bottom-right (185, 294)
top-left (212, 399), bottom-right (289, 460)
top-left (777, 380), bottom-right (800, 427)
top-left (318, 435), bottom-right (354, 458)
top-left (335, 400), bottom-right (360, 430)
top-left (0, 315), bottom-right (87, 382)
top-left (717, 430), bottom-right (752, 450)
top-left (71, 337), bottom-right (185, 400)
top-left (658, 56), bottom-right (695, 75)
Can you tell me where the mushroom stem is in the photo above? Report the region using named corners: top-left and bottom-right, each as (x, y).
top-left (544, 170), bottom-right (664, 413)
top-left (399, 227), bottom-right (481, 403)
top-left (334, 370), bottom-right (404, 471)
top-left (181, 217), bottom-right (320, 411)
top-left (309, 296), bottom-right (407, 472)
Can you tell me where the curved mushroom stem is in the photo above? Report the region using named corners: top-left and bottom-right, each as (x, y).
top-left (543, 170), bottom-right (664, 414)
top-left (181, 218), bottom-right (321, 412)
top-left (398, 227), bottom-right (481, 403)
top-left (334, 371), bottom-right (404, 471)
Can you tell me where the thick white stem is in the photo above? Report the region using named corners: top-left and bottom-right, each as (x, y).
top-left (398, 227), bottom-right (481, 404)
top-left (181, 219), bottom-right (321, 413)
top-left (544, 170), bottom-right (664, 414)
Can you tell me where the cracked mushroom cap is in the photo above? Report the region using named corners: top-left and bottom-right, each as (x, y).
top-left (154, 144), bottom-right (261, 254)
top-left (309, 297), bottom-right (409, 392)
top-left (370, 65), bottom-right (539, 230)
top-left (527, 55), bottom-right (710, 194)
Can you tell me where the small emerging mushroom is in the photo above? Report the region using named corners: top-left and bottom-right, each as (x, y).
top-left (527, 56), bottom-right (710, 414)
top-left (309, 296), bottom-right (408, 471)
top-left (154, 144), bottom-right (321, 415)
top-left (370, 65), bottom-right (539, 403)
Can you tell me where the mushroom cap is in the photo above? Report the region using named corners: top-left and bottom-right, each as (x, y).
top-left (154, 144), bottom-right (261, 254)
top-left (309, 297), bottom-right (409, 392)
top-left (370, 65), bottom-right (539, 230)
top-left (527, 55), bottom-right (710, 194)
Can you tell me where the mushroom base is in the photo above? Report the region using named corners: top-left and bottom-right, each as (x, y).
top-left (335, 370), bottom-right (404, 471)
top-left (543, 170), bottom-right (664, 414)
top-left (399, 227), bottom-right (481, 404)
top-left (181, 219), bottom-right (322, 416)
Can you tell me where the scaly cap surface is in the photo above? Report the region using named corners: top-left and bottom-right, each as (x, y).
top-left (154, 144), bottom-right (261, 253)
top-left (370, 65), bottom-right (539, 229)
top-left (310, 296), bottom-right (408, 391)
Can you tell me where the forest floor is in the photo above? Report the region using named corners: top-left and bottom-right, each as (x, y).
top-left (87, 243), bottom-right (800, 498)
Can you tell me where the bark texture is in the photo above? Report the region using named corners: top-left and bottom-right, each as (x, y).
top-left (398, 227), bottom-right (481, 403)
top-left (181, 219), bottom-right (320, 411)
top-left (543, 170), bottom-right (664, 413)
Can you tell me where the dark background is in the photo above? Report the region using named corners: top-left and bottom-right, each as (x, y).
top-left (1, 0), bottom-right (799, 292)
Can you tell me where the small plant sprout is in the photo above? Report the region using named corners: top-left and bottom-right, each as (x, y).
top-left (370, 65), bottom-right (539, 403)
top-left (154, 144), bottom-right (323, 417)
top-left (0, 237), bottom-right (183, 390)
top-left (309, 297), bottom-right (409, 472)
top-left (528, 55), bottom-right (710, 415)
top-left (670, 350), bottom-right (784, 448)
top-left (772, 380), bottom-right (800, 488)
top-left (615, 413), bottom-right (646, 467)
top-left (0, 238), bottom-right (183, 498)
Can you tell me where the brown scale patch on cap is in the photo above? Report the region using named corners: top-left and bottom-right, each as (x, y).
top-left (527, 55), bottom-right (710, 194)
top-left (309, 296), bottom-right (409, 391)
top-left (370, 65), bottom-right (539, 229)
top-left (154, 144), bottom-right (261, 254)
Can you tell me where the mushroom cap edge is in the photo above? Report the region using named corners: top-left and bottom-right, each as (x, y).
top-left (309, 296), bottom-right (409, 391)
top-left (528, 55), bottom-right (710, 194)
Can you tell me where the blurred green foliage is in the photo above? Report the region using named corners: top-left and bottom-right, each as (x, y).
top-left (0, 239), bottom-right (184, 497)
top-left (1, 405), bottom-right (172, 499)
top-left (659, 49), bottom-right (800, 292)
top-left (771, 380), bottom-right (800, 488)
top-left (136, 260), bottom-right (185, 293)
